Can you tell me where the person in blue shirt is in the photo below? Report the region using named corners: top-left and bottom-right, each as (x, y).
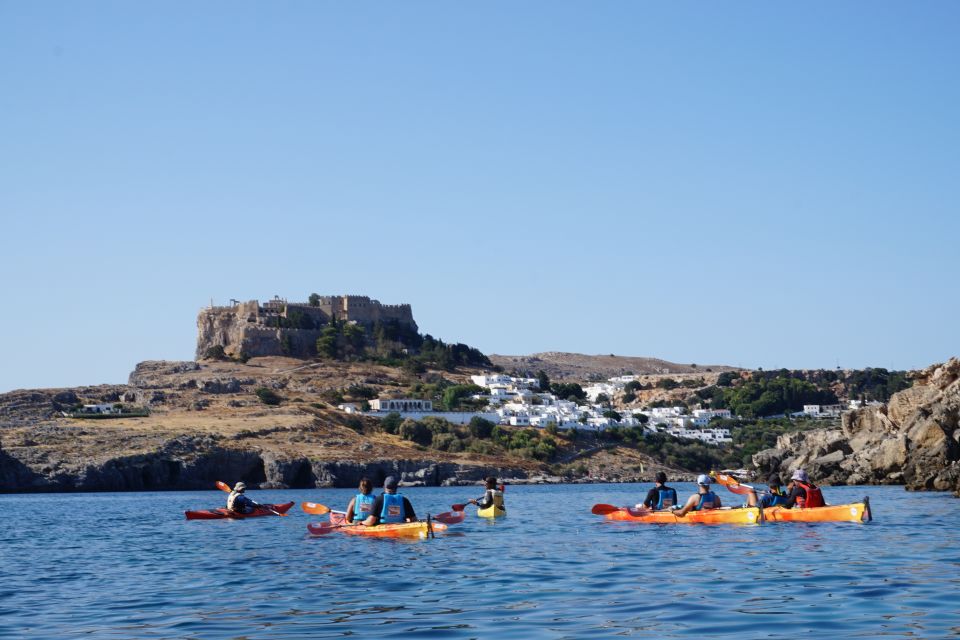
top-left (640, 471), bottom-right (679, 510)
top-left (674, 474), bottom-right (722, 517)
top-left (345, 477), bottom-right (376, 524)
top-left (745, 474), bottom-right (788, 508)
top-left (363, 476), bottom-right (417, 526)
top-left (226, 482), bottom-right (255, 514)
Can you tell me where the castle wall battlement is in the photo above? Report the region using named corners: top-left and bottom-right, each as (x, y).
top-left (196, 293), bottom-right (417, 360)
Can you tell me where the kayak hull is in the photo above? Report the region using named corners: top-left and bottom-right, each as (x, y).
top-left (596, 501), bottom-right (871, 525)
top-left (185, 502), bottom-right (294, 520)
top-left (762, 502), bottom-right (870, 522)
top-left (605, 507), bottom-right (761, 525)
top-left (308, 513), bottom-right (447, 538)
top-left (477, 506), bottom-right (506, 518)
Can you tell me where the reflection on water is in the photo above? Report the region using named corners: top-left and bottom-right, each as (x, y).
top-left (0, 485), bottom-right (959, 638)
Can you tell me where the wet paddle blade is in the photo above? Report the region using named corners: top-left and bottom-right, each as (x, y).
top-left (433, 511), bottom-right (466, 525)
top-left (714, 473), bottom-right (755, 496)
top-left (307, 522), bottom-right (340, 536)
top-left (301, 502), bottom-right (331, 515)
top-left (451, 503), bottom-right (468, 512)
top-left (216, 481), bottom-right (232, 493)
top-left (591, 503), bottom-right (623, 515)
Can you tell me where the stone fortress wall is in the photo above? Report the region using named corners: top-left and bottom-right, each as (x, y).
top-left (196, 294), bottom-right (418, 359)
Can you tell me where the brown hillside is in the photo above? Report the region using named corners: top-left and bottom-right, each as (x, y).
top-left (489, 352), bottom-right (739, 382)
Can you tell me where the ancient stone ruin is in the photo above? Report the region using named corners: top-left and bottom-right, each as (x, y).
top-left (196, 295), bottom-right (417, 360)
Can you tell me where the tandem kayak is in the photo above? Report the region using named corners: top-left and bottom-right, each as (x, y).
top-left (602, 506), bottom-right (762, 525)
top-left (307, 513), bottom-right (447, 538)
top-left (593, 500), bottom-right (871, 525)
top-left (185, 502), bottom-right (294, 520)
top-left (762, 500), bottom-right (871, 523)
top-left (477, 505), bottom-right (506, 518)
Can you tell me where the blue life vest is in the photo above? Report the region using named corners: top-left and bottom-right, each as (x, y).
top-left (380, 493), bottom-right (406, 524)
top-left (353, 493), bottom-right (375, 521)
top-left (656, 487), bottom-right (678, 510)
top-left (760, 491), bottom-right (787, 508)
top-left (695, 491), bottom-right (720, 511)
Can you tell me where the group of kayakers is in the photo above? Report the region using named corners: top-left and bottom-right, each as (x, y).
top-left (227, 470), bottom-right (822, 520)
top-left (226, 474), bottom-right (506, 523)
top-left (638, 469), bottom-right (825, 515)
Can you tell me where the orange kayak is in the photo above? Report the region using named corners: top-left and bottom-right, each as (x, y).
top-left (308, 512), bottom-right (447, 538)
top-left (594, 499), bottom-right (871, 525)
top-left (762, 501), bottom-right (871, 522)
top-left (603, 506), bottom-right (761, 525)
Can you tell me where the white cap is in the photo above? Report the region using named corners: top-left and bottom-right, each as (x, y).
top-left (696, 474), bottom-right (712, 486)
top-left (790, 469), bottom-right (808, 482)
top-left (234, 482), bottom-right (246, 491)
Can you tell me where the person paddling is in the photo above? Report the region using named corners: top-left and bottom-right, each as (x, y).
top-left (469, 476), bottom-right (506, 514)
top-left (345, 477), bottom-right (376, 524)
top-left (639, 471), bottom-right (678, 510)
top-left (226, 482), bottom-right (255, 514)
top-left (674, 474), bottom-right (722, 517)
top-left (782, 469), bottom-right (825, 508)
top-left (363, 476), bottom-right (417, 526)
top-left (746, 474), bottom-right (788, 508)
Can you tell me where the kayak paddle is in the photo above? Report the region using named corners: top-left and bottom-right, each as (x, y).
top-left (301, 502), bottom-right (331, 515)
top-left (714, 473), bottom-right (756, 496)
top-left (307, 522), bottom-right (345, 536)
top-left (432, 510), bottom-right (466, 525)
top-left (215, 481), bottom-right (286, 516)
top-left (591, 503), bottom-right (624, 515)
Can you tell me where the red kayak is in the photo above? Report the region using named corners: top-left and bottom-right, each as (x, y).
top-left (185, 502), bottom-right (294, 520)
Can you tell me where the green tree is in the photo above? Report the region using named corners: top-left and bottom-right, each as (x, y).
top-left (469, 416), bottom-right (495, 439)
top-left (381, 412), bottom-right (403, 434)
top-left (308, 293), bottom-right (321, 306)
top-left (536, 370), bottom-right (551, 392)
top-left (255, 388), bottom-right (282, 406)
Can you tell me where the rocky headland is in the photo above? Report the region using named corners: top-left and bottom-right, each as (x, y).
top-left (753, 357), bottom-right (960, 496)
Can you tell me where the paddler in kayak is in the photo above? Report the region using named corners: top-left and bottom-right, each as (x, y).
top-left (781, 469), bottom-right (826, 508)
top-left (226, 482), bottom-right (255, 514)
top-left (674, 474), bottom-right (722, 517)
top-left (745, 474), bottom-right (788, 508)
top-left (468, 476), bottom-right (506, 514)
top-left (638, 471), bottom-right (678, 510)
top-left (344, 477), bottom-right (376, 524)
top-left (363, 476), bottom-right (417, 526)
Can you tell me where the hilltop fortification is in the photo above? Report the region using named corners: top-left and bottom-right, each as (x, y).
top-left (196, 295), bottom-right (417, 359)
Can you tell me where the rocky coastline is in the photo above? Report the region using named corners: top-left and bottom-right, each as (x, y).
top-left (753, 358), bottom-right (960, 496)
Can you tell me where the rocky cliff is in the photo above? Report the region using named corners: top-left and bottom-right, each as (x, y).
top-left (0, 357), bottom-right (543, 492)
top-left (753, 357), bottom-right (960, 495)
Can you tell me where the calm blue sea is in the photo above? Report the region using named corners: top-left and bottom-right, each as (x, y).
top-left (1, 484), bottom-right (958, 639)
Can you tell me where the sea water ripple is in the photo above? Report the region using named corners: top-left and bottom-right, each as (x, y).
top-left (1, 484), bottom-right (959, 638)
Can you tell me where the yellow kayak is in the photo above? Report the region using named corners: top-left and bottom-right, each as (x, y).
top-left (477, 505), bottom-right (506, 518)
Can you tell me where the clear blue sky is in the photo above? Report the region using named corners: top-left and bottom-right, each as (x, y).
top-left (2, 2), bottom-right (958, 392)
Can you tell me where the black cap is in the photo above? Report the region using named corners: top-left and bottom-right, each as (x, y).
top-left (655, 471), bottom-right (667, 484)
top-left (383, 476), bottom-right (399, 490)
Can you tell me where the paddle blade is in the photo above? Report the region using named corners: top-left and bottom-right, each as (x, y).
top-left (301, 501), bottom-right (331, 515)
top-left (591, 503), bottom-right (623, 515)
top-left (433, 510), bottom-right (466, 525)
top-left (216, 481), bottom-right (232, 493)
top-left (451, 503), bottom-right (468, 512)
top-left (715, 473), bottom-right (755, 496)
top-left (307, 522), bottom-right (340, 536)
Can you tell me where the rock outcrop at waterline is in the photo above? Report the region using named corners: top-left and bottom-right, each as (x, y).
top-left (753, 358), bottom-right (960, 495)
top-left (0, 436), bottom-right (534, 492)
